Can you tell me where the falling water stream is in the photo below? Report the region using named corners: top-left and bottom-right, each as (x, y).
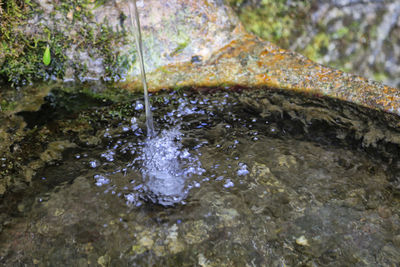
top-left (128, 0), bottom-right (155, 137)
top-left (128, 0), bottom-right (196, 206)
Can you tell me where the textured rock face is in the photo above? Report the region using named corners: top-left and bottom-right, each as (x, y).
top-left (135, 35), bottom-right (400, 116)
top-left (114, 0), bottom-right (400, 117)
top-left (2, 0), bottom-right (400, 117)
top-left (227, 0), bottom-right (400, 89)
top-left (16, 0), bottom-right (243, 83)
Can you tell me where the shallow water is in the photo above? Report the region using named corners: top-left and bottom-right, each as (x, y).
top-left (1, 87), bottom-right (400, 266)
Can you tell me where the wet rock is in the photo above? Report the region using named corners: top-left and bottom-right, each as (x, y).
top-left (217, 208), bottom-right (240, 228)
top-left (166, 238), bottom-right (185, 255)
top-left (22, 167), bottom-right (36, 183)
top-left (251, 163), bottom-right (286, 194)
top-left (183, 220), bottom-right (209, 245)
top-left (278, 155), bottom-right (297, 169)
top-left (377, 206), bottom-right (392, 219)
top-left (39, 141), bottom-right (77, 163)
top-left (198, 253), bottom-right (211, 267)
top-left (377, 245), bottom-right (400, 264)
top-left (78, 135), bottom-right (101, 147)
top-left (2, 0), bottom-right (399, 118)
top-left (0, 183), bottom-right (6, 195)
top-left (97, 255), bottom-right (110, 267)
top-left (131, 230), bottom-right (155, 254)
top-left (1, 89), bottom-right (400, 265)
top-left (296, 235), bottom-right (310, 247)
top-left (393, 235), bottom-right (400, 248)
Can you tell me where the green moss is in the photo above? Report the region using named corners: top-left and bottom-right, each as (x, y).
top-left (0, 1), bottom-right (72, 86)
top-left (303, 32), bottom-right (330, 62)
top-left (60, 83), bottom-right (138, 103)
top-left (1, 0), bottom-right (39, 86)
top-left (227, 0), bottom-right (392, 82)
top-left (333, 27), bottom-right (350, 39)
top-left (0, 0), bottom-right (131, 87)
top-left (0, 100), bottom-right (17, 111)
top-left (57, 0), bottom-right (94, 20)
top-left (170, 41), bottom-right (189, 57)
top-left (230, 0), bottom-right (310, 48)
top-left (373, 72), bottom-right (388, 82)
top-left (169, 31), bottom-right (190, 57)
top-left (224, 0), bottom-right (245, 8)
top-left (98, 24), bottom-right (134, 81)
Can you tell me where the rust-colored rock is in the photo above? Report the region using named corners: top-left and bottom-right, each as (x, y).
top-left (3, 0), bottom-right (400, 116)
top-left (109, 0), bottom-right (400, 116)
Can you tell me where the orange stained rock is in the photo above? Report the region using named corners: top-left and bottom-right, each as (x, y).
top-left (117, 1), bottom-right (400, 117)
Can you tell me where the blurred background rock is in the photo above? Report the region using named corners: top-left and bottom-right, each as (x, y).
top-left (226, 0), bottom-right (400, 88)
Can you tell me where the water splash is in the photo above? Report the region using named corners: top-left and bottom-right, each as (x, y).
top-left (127, 0), bottom-right (194, 205)
top-left (88, 93), bottom-right (211, 206)
top-left (139, 128), bottom-right (204, 206)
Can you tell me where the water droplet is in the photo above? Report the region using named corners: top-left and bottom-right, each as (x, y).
top-left (125, 193), bottom-right (136, 204)
top-left (237, 163), bottom-right (249, 176)
top-left (94, 174), bottom-right (110, 186)
top-left (89, 160), bottom-right (98, 168)
top-left (101, 150), bottom-right (115, 162)
top-left (223, 179), bottom-right (234, 188)
top-left (135, 101), bottom-right (144, 110)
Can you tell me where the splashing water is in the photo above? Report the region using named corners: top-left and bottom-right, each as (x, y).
top-left (139, 127), bottom-right (205, 206)
top-left (2, 87), bottom-right (400, 266)
top-left (132, 98), bottom-right (206, 206)
top-left (90, 97), bottom-right (207, 207)
top-left (128, 1), bottom-right (202, 205)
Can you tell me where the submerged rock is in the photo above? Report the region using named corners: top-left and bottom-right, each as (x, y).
top-left (0, 88), bottom-right (400, 266)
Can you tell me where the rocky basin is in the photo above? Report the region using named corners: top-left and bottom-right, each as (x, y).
top-left (1, 1), bottom-right (400, 265)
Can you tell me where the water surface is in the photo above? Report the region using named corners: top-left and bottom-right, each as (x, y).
top-left (0, 87), bottom-right (399, 266)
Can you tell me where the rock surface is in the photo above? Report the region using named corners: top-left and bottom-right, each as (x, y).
top-left (228, 0), bottom-right (400, 89)
top-left (1, 0), bottom-right (400, 117)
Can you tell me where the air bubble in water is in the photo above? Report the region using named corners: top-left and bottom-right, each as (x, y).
top-left (237, 163), bottom-right (249, 176)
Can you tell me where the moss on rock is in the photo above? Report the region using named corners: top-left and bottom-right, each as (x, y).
top-left (226, 0), bottom-right (310, 48)
top-left (0, 0), bottom-right (129, 87)
top-left (226, 0), bottom-right (400, 88)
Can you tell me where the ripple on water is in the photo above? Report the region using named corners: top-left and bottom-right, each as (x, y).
top-left (90, 95), bottom-right (209, 207)
top-left (2, 89), bottom-right (400, 266)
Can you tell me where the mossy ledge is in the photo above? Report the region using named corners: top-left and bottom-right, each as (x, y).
top-left (0, 0), bottom-right (131, 87)
top-left (1, 0), bottom-right (400, 120)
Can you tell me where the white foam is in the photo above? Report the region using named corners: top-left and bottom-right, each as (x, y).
top-left (140, 127), bottom-right (203, 206)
